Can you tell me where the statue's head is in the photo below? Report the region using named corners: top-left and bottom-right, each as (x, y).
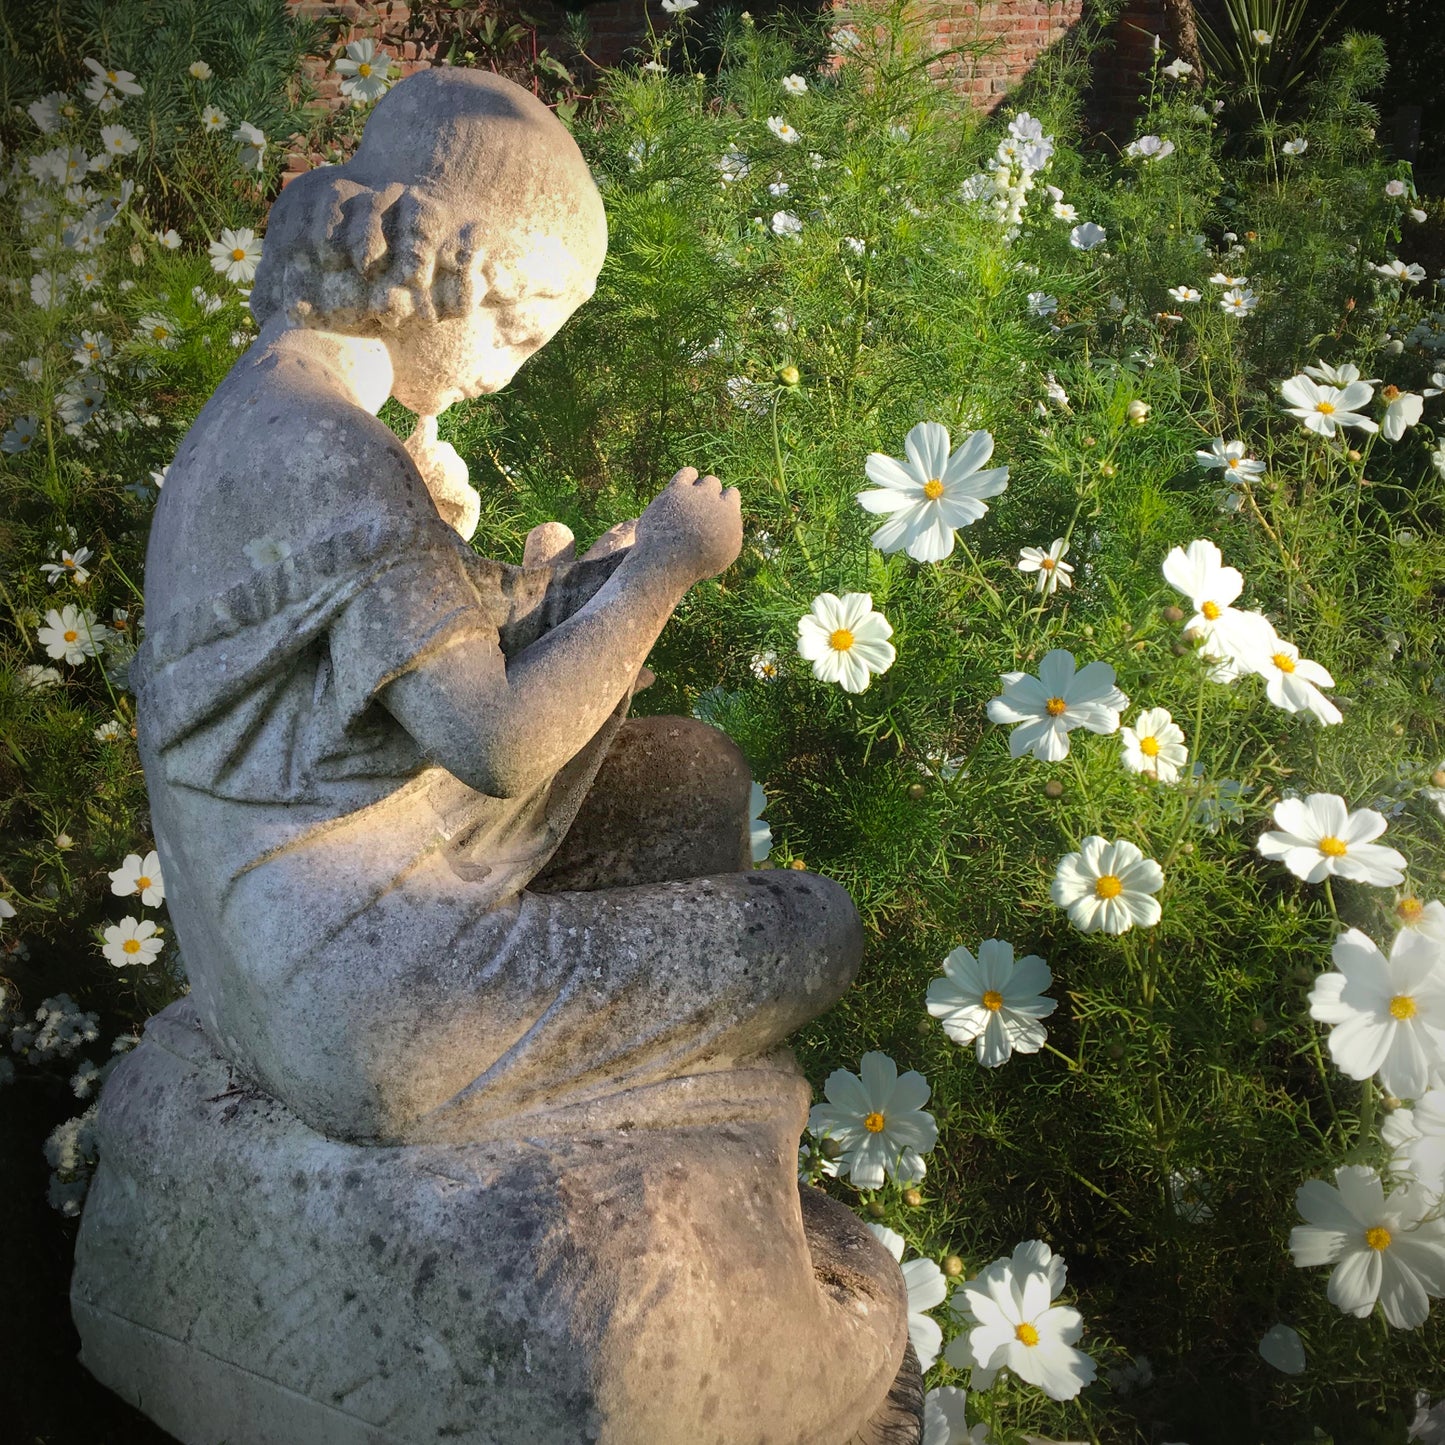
top-left (250, 69), bottom-right (607, 414)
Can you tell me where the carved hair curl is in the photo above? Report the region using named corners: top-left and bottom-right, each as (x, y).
top-left (250, 168), bottom-right (589, 333)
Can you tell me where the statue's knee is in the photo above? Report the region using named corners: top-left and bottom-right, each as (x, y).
top-left (617, 715), bottom-right (751, 815)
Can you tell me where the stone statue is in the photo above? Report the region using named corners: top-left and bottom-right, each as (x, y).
top-left (71, 68), bottom-right (920, 1444)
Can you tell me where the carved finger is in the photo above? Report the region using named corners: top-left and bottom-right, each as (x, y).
top-left (523, 521), bottom-right (577, 567)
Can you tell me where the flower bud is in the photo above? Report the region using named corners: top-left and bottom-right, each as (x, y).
top-left (778, 364), bottom-right (800, 387)
top-left (907, 782), bottom-right (926, 800)
top-left (902, 1188), bottom-right (923, 1208)
top-left (1347, 449), bottom-right (1362, 463)
top-left (820, 1136), bottom-right (845, 1161)
top-left (866, 1199), bottom-right (886, 1218)
top-left (943, 1255), bottom-right (965, 1277)
top-left (1162, 604), bottom-right (1185, 623)
top-left (1126, 399), bottom-right (1150, 425)
top-left (1043, 779), bottom-right (1064, 799)
top-left (1099, 461), bottom-right (1116, 477)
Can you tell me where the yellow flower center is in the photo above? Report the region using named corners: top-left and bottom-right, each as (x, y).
top-left (1094, 874), bottom-right (1123, 899)
top-left (63, 557), bottom-right (77, 568)
top-left (1140, 735), bottom-right (1160, 757)
top-left (1272, 652), bottom-right (1296, 673)
top-left (1045, 697), bottom-right (1067, 716)
top-left (231, 247), bottom-right (247, 261)
top-left (122, 938), bottom-right (140, 953)
top-left (1365, 1225), bottom-right (1392, 1251)
top-left (1398, 898), bottom-right (1424, 924)
top-left (135, 876), bottom-right (151, 892)
top-left (63, 629), bottom-right (78, 642)
top-left (1390, 994), bottom-right (1418, 1021)
top-left (829, 628), bottom-right (855, 652)
top-left (1227, 457), bottom-right (1240, 470)
top-left (922, 478), bottom-right (944, 500)
top-left (1014, 1322), bottom-right (1040, 1346)
top-left (1317, 836), bottom-right (1348, 857)
top-left (1201, 600), bottom-right (1222, 620)
top-left (1316, 401), bottom-right (1335, 415)
top-left (153, 327), bottom-right (167, 339)
top-left (863, 1111), bottom-right (886, 1133)
top-left (358, 62), bottom-right (372, 76)
top-left (1040, 556), bottom-right (1056, 570)
top-left (1382, 385), bottom-right (1401, 402)
top-left (106, 70), bottom-right (119, 82)
top-left (982, 989), bottom-right (1004, 1011)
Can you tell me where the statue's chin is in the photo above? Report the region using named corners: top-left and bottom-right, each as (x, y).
top-left (431, 481), bottom-right (480, 540)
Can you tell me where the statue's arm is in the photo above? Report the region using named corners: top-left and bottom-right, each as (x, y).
top-left (379, 468), bottom-right (740, 798)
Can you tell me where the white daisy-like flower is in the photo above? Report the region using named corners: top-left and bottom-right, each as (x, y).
top-left (97, 124), bottom-right (138, 160)
top-left (926, 939), bottom-right (1056, 1067)
top-left (1303, 360), bottom-right (1370, 386)
top-left (770, 210), bottom-right (802, 240)
top-left (101, 915), bottom-right (163, 968)
top-left (921, 1386), bottom-right (978, 1445)
top-left (1196, 438), bottom-right (1264, 481)
top-left (986, 649), bottom-right (1128, 763)
top-left (795, 593), bottom-right (895, 693)
top-left (27, 91), bottom-right (70, 133)
top-left (750, 648), bottom-right (780, 682)
top-left (867, 1225), bottom-right (948, 1369)
top-left (748, 782), bottom-right (772, 863)
top-left (1051, 200), bottom-right (1078, 221)
top-left (1069, 221), bottom-right (1106, 250)
top-left (335, 39), bottom-right (393, 104)
top-left (1051, 837), bottom-right (1163, 934)
top-left (21, 665), bottom-right (63, 689)
top-left (3, 416), bottom-right (40, 454)
top-left (40, 547), bottom-right (94, 586)
top-left (857, 422), bottom-right (1009, 563)
top-left (1380, 386), bottom-right (1424, 442)
top-left (1258, 1324), bottom-right (1307, 1374)
top-left (1168, 1167), bottom-right (1214, 1222)
top-left (84, 58), bottom-right (143, 98)
top-left (208, 226), bottom-right (262, 284)
top-left (1162, 57), bottom-right (1193, 79)
top-left (1374, 258), bottom-right (1427, 284)
top-left (71, 331), bottom-right (113, 369)
top-left (1124, 134), bottom-right (1174, 160)
top-left (1397, 898), bottom-right (1445, 945)
top-left (200, 104), bottom-right (228, 133)
top-left (807, 1050), bottom-right (937, 1188)
top-left (37, 605), bottom-right (102, 664)
top-left (1044, 373), bottom-right (1070, 409)
top-left (1016, 538), bottom-right (1073, 596)
top-left (188, 59), bottom-right (213, 80)
top-left (1161, 538), bottom-right (1274, 679)
top-left (107, 850), bottom-right (165, 907)
top-left (766, 115), bottom-right (800, 145)
top-left (1027, 291), bottom-right (1058, 317)
top-left (1310, 927), bottom-right (1445, 1099)
top-left (1385, 1091), bottom-right (1445, 1200)
top-left (1290, 1165), bottom-right (1445, 1329)
top-left (1168, 285), bottom-right (1202, 303)
top-left (1280, 373), bottom-right (1378, 436)
top-left (1282, 137), bottom-right (1308, 156)
top-left (1209, 271), bottom-right (1247, 286)
top-left (781, 73), bottom-right (807, 94)
top-left (1242, 635), bottom-right (1342, 725)
top-left (1257, 794), bottom-right (1406, 888)
top-left (56, 375), bottom-right (106, 426)
top-left (1120, 706), bottom-right (1188, 783)
top-left (233, 120), bottom-right (267, 172)
top-left (135, 313), bottom-right (179, 349)
top-left (951, 1245), bottom-right (1096, 1400)
top-left (1220, 286), bottom-right (1257, 315)
top-left (94, 720), bottom-right (125, 742)
top-left (1252, 27), bottom-right (1272, 43)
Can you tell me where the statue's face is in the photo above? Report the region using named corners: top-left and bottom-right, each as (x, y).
top-left (384, 288), bottom-right (588, 416)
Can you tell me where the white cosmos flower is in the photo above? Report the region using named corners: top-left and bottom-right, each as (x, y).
top-left (767, 115), bottom-right (800, 145)
top-left (1398, 898), bottom-right (1445, 945)
top-left (1120, 706), bottom-right (1188, 783)
top-left (1069, 221), bottom-right (1106, 250)
top-left (40, 547), bottom-right (93, 586)
top-left (335, 39), bottom-right (393, 104)
top-left (1016, 538), bottom-right (1073, 596)
top-left (71, 331), bottom-right (112, 369)
top-left (1252, 27), bottom-right (1272, 43)
top-left (1280, 373), bottom-right (1378, 435)
top-left (108, 850), bottom-right (165, 906)
top-left (37, 605), bottom-right (102, 663)
top-left (3, 416), bottom-right (40, 453)
top-left (770, 210), bottom-right (802, 240)
top-left (921, 1386), bottom-right (979, 1445)
top-left (1241, 634), bottom-right (1342, 724)
top-left (750, 648), bottom-right (779, 682)
top-left (748, 782), bottom-right (772, 863)
top-left (136, 313), bottom-right (179, 349)
top-left (189, 59), bottom-right (212, 80)
top-left (1380, 386), bottom-right (1424, 442)
top-left (952, 1245), bottom-right (1096, 1400)
top-left (1163, 57), bottom-right (1194, 79)
top-left (1168, 285), bottom-right (1202, 303)
top-left (926, 939), bottom-right (1055, 1067)
top-left (1196, 438), bottom-right (1264, 481)
top-left (1257, 794), bottom-right (1406, 887)
top-left (986, 650), bottom-right (1127, 762)
top-left (209, 227), bottom-right (262, 283)
top-left (1051, 200), bottom-right (1078, 221)
top-left (1303, 360), bottom-right (1372, 386)
top-left (781, 73), bottom-right (807, 95)
top-left (200, 104), bottom-right (228, 133)
top-left (1169, 1167), bottom-right (1214, 1222)
top-left (1385, 1092), bottom-right (1445, 1200)
top-left (233, 120), bottom-right (267, 171)
top-left (1052, 837), bottom-right (1163, 934)
top-left (84, 58), bottom-right (143, 97)
top-left (1375, 258), bottom-right (1427, 284)
top-left (1027, 291), bottom-right (1058, 317)
top-left (1258, 1324), bottom-right (1307, 1374)
top-left (1310, 927), bottom-right (1445, 1098)
top-left (867, 1225), bottom-right (948, 1369)
top-left (1161, 538), bottom-right (1275, 678)
top-left (102, 915), bottom-right (163, 968)
top-left (857, 423), bottom-right (1009, 563)
top-left (1282, 137), bottom-right (1308, 155)
top-left (661, 0), bottom-right (698, 10)
top-left (98, 124), bottom-right (138, 159)
top-left (1124, 134), bottom-right (1174, 160)
top-left (1290, 1165), bottom-right (1445, 1329)
top-left (807, 1050), bottom-right (937, 1188)
top-left (796, 592), bottom-right (895, 693)
top-left (1209, 271), bottom-right (1247, 286)
top-left (1220, 286), bottom-right (1257, 315)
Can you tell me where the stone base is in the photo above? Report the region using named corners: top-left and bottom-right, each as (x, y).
top-left (72, 1001), bottom-right (919, 1445)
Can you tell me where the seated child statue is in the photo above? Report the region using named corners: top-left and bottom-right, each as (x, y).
top-left (71, 68), bottom-right (920, 1445)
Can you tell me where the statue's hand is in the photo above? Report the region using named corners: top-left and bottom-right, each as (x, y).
top-left (405, 416), bottom-right (478, 539)
top-left (636, 468), bottom-right (741, 584)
